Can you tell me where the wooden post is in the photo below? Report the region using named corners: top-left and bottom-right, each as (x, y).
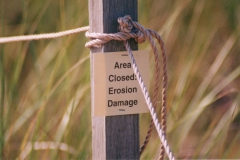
top-left (89, 0), bottom-right (139, 159)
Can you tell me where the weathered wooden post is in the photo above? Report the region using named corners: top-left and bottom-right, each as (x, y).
top-left (89, 0), bottom-right (139, 159)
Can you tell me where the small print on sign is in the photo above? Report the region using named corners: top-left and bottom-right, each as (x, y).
top-left (93, 50), bottom-right (149, 116)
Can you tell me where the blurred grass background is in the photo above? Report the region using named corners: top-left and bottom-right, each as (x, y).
top-left (0, 0), bottom-right (240, 159)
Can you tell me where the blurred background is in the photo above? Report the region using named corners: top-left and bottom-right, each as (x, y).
top-left (0, 0), bottom-right (240, 159)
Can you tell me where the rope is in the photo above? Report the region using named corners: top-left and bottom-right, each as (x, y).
top-left (0, 26), bottom-right (89, 43)
top-left (124, 41), bottom-right (174, 160)
top-left (0, 15), bottom-right (174, 160)
top-left (148, 29), bottom-right (168, 160)
top-left (128, 17), bottom-right (167, 159)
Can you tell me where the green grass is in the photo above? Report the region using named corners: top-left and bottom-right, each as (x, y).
top-left (1, 0), bottom-right (240, 159)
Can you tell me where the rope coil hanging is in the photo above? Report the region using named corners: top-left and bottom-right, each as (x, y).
top-left (0, 15), bottom-right (174, 160)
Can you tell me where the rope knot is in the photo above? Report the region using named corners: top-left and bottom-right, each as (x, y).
top-left (118, 15), bottom-right (133, 33)
top-left (118, 15), bottom-right (146, 43)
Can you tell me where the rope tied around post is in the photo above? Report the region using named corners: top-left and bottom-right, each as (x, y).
top-left (0, 15), bottom-right (174, 160)
top-left (86, 15), bottom-right (171, 160)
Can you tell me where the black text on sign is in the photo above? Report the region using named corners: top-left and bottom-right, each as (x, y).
top-left (93, 50), bottom-right (149, 116)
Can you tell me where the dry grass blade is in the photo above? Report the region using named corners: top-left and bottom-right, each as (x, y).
top-left (200, 95), bottom-right (240, 157)
top-left (19, 141), bottom-right (77, 160)
top-left (176, 31), bottom-right (239, 148)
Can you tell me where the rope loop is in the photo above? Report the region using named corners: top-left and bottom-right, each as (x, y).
top-left (85, 15), bottom-right (146, 48)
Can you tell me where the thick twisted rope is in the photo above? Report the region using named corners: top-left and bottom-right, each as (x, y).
top-left (124, 41), bottom-right (174, 160)
top-left (0, 15), bottom-right (174, 160)
top-left (148, 29), bottom-right (168, 160)
top-left (122, 16), bottom-right (167, 160)
top-left (129, 17), bottom-right (167, 159)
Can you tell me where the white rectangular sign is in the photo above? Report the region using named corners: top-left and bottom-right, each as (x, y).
top-left (93, 50), bottom-right (149, 116)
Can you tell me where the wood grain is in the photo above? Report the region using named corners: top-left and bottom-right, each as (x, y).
top-left (89, 0), bottom-right (139, 159)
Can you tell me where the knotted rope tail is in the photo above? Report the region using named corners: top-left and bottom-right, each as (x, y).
top-left (118, 16), bottom-right (162, 157)
top-left (126, 17), bottom-right (167, 160)
top-left (119, 16), bottom-right (168, 160)
top-left (124, 41), bottom-right (174, 160)
top-left (148, 29), bottom-right (168, 160)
